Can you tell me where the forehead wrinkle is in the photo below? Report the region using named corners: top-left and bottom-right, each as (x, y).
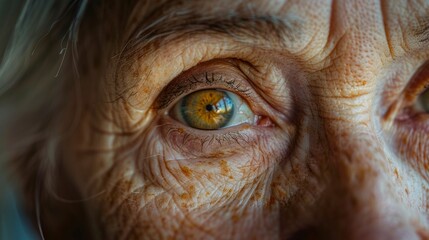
top-left (121, 10), bottom-right (302, 59)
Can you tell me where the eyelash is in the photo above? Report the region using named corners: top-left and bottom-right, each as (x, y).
top-left (154, 71), bottom-right (252, 110)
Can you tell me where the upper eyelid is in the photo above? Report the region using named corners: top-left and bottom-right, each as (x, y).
top-left (116, 32), bottom-right (264, 111)
top-left (403, 61), bottom-right (429, 102)
top-left (116, 30), bottom-right (292, 122)
top-left (153, 64), bottom-right (254, 110)
top-left (382, 60), bottom-right (429, 122)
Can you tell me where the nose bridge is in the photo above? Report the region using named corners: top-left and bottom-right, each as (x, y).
top-left (315, 0), bottom-right (392, 218)
top-left (317, 120), bottom-right (420, 239)
top-left (298, 1), bottom-right (424, 238)
top-left (313, 15), bottom-right (405, 236)
top-left (324, 123), bottom-right (386, 194)
top-left (321, 117), bottom-right (385, 202)
top-left (323, 123), bottom-right (390, 212)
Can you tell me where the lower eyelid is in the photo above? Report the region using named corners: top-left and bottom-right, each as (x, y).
top-left (391, 118), bottom-right (429, 181)
top-left (395, 107), bottom-right (429, 130)
top-left (165, 126), bottom-right (252, 158)
top-left (159, 116), bottom-right (278, 158)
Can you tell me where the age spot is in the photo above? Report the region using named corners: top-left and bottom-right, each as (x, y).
top-left (220, 159), bottom-right (230, 176)
top-left (180, 165), bottom-right (193, 177)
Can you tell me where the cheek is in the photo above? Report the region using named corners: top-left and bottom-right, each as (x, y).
top-left (69, 115), bottom-right (315, 238)
top-left (90, 144), bottom-right (272, 238)
top-left (131, 123), bottom-right (279, 210)
top-left (66, 92), bottom-right (330, 240)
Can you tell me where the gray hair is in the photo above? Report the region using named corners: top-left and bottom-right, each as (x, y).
top-left (0, 0), bottom-right (87, 238)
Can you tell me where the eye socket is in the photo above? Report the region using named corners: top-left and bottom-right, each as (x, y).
top-left (415, 86), bottom-right (429, 113)
top-left (169, 89), bottom-right (255, 130)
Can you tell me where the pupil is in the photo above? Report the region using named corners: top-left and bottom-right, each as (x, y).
top-left (206, 104), bottom-right (214, 111)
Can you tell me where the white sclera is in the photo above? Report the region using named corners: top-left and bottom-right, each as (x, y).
top-left (225, 91), bottom-right (255, 127)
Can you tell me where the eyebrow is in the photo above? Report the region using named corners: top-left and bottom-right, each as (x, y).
top-left (122, 11), bottom-right (301, 57)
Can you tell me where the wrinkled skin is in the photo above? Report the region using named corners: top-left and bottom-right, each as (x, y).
top-left (49, 0), bottom-right (429, 239)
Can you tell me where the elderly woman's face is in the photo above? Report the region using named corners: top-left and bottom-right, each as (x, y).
top-left (60, 0), bottom-right (429, 239)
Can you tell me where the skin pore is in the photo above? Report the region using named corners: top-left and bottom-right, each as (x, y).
top-left (29, 0), bottom-right (429, 239)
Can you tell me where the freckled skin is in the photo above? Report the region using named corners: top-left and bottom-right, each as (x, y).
top-left (42, 0), bottom-right (429, 239)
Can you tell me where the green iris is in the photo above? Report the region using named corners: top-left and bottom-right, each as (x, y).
top-left (181, 89), bottom-right (234, 130)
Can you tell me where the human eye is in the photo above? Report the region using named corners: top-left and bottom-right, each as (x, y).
top-left (169, 88), bottom-right (255, 130)
top-left (395, 63), bottom-right (429, 121)
top-left (388, 61), bottom-right (429, 178)
top-left (152, 59), bottom-right (278, 156)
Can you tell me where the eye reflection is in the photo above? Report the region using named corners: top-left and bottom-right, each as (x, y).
top-left (170, 89), bottom-right (255, 130)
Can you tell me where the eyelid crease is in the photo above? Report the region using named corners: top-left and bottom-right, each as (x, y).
top-left (153, 60), bottom-right (254, 110)
top-left (383, 61), bottom-right (429, 122)
top-left (402, 61), bottom-right (429, 103)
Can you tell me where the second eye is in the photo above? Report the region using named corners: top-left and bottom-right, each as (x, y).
top-left (415, 86), bottom-right (429, 113)
top-left (170, 89), bottom-right (255, 130)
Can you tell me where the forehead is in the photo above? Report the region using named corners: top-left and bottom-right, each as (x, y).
top-left (125, 0), bottom-right (429, 53)
top-left (95, 0), bottom-right (429, 106)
